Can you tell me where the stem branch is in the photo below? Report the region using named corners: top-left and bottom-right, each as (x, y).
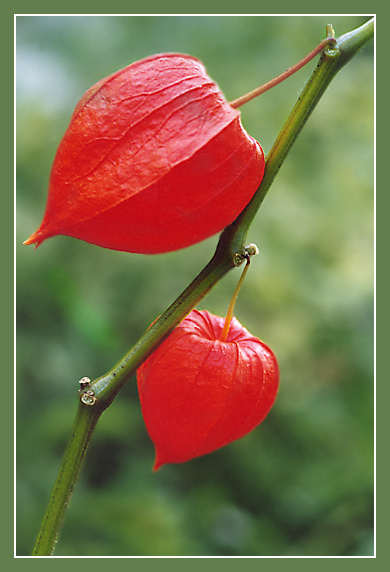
top-left (229, 36), bottom-right (336, 108)
top-left (220, 256), bottom-right (251, 342)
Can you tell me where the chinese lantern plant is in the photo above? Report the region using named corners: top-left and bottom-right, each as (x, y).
top-left (138, 254), bottom-right (279, 470)
top-left (138, 309), bottom-right (279, 470)
top-left (22, 19), bottom-right (374, 557)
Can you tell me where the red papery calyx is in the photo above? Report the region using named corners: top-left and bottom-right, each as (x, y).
top-left (24, 53), bottom-right (265, 254)
top-left (137, 309), bottom-right (279, 470)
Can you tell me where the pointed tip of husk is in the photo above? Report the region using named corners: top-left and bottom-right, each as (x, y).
top-left (23, 233), bottom-right (41, 249)
top-left (152, 458), bottom-right (162, 472)
top-left (23, 236), bottom-right (37, 247)
top-left (153, 450), bottom-right (169, 472)
top-left (23, 226), bottom-right (49, 249)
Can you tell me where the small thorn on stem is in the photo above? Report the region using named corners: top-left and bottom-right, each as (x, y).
top-left (245, 243), bottom-right (259, 257)
top-left (78, 377), bottom-right (91, 390)
top-left (326, 24), bottom-right (336, 39)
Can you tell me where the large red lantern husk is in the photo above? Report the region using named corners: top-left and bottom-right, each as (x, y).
top-left (24, 54), bottom-right (265, 254)
top-left (137, 310), bottom-right (279, 470)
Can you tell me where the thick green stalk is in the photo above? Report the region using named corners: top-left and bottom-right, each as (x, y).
top-left (32, 403), bottom-right (100, 556)
top-left (32, 18), bottom-right (374, 556)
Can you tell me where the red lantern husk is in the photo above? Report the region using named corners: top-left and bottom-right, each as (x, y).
top-left (137, 310), bottom-right (279, 470)
top-left (24, 54), bottom-right (265, 254)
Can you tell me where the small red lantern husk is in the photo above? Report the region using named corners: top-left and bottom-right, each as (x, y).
top-left (137, 309), bottom-right (279, 470)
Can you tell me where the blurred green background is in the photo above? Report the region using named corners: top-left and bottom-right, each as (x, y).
top-left (16, 15), bottom-right (374, 556)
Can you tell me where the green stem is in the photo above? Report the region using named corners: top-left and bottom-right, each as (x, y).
top-left (32, 403), bottom-right (100, 556)
top-left (32, 17), bottom-right (374, 556)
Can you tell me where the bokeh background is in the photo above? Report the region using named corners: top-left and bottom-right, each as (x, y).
top-left (16, 15), bottom-right (374, 556)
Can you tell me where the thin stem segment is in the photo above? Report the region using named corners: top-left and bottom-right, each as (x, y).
top-left (220, 257), bottom-right (251, 342)
top-left (229, 36), bottom-right (336, 108)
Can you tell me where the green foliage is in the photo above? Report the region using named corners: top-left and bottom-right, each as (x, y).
top-left (16, 15), bottom-right (374, 556)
